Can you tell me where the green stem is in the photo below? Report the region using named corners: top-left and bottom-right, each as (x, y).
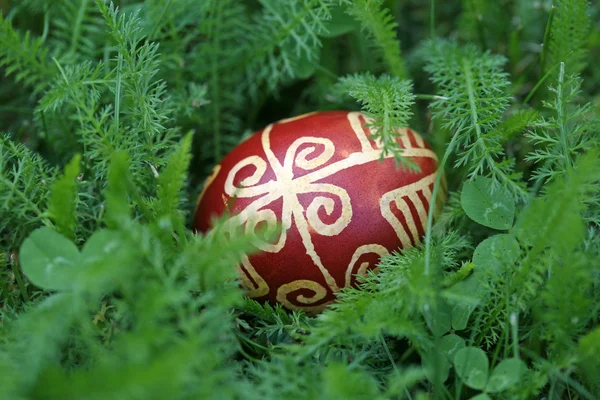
top-left (463, 58), bottom-right (524, 196)
top-left (0, 176), bottom-right (49, 225)
top-left (523, 61), bottom-right (561, 104)
top-left (114, 52), bottom-right (123, 133)
top-left (69, 0), bottom-right (90, 56)
top-left (380, 335), bottom-right (398, 372)
top-left (415, 94), bottom-right (448, 101)
top-left (555, 63), bottom-right (572, 172)
top-left (0, 267), bottom-right (12, 307)
top-left (145, 0), bottom-right (173, 41)
top-left (539, 2), bottom-right (556, 75)
top-left (424, 127), bottom-right (460, 275)
top-left (11, 255), bottom-right (30, 302)
top-left (126, 174), bottom-right (154, 222)
top-left (209, 0), bottom-right (223, 161)
top-left (510, 310), bottom-right (520, 359)
top-left (239, 0), bottom-right (320, 72)
top-left (41, 6), bottom-right (50, 42)
top-left (430, 0), bottom-right (435, 38)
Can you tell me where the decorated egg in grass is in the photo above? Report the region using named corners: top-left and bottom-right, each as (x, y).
top-left (193, 111), bottom-right (445, 313)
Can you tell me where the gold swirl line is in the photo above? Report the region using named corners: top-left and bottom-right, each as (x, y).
top-left (276, 279), bottom-right (330, 313)
top-left (237, 255), bottom-right (269, 297)
top-left (261, 124), bottom-right (286, 179)
top-left (296, 147), bottom-right (437, 188)
top-left (290, 194), bottom-right (341, 292)
top-left (344, 244), bottom-right (389, 286)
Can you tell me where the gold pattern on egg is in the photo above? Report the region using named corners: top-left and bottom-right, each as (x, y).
top-left (344, 244), bottom-right (389, 287)
top-left (380, 172), bottom-right (438, 248)
top-left (216, 112), bottom-right (440, 312)
top-left (276, 279), bottom-right (330, 312)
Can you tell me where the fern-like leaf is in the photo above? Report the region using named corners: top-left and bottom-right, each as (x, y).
top-left (338, 72), bottom-right (417, 169)
top-left (513, 150), bottom-right (599, 309)
top-left (243, 0), bottom-right (336, 95)
top-left (0, 13), bottom-right (55, 93)
top-left (50, 0), bottom-right (105, 63)
top-left (346, 0), bottom-right (406, 78)
top-left (0, 135), bottom-right (54, 250)
top-left (103, 150), bottom-right (131, 229)
top-left (155, 132), bottom-right (193, 221)
top-left (191, 0), bottom-right (248, 163)
top-left (547, 0), bottom-right (591, 76)
top-left (526, 63), bottom-right (595, 186)
top-left (424, 39), bottom-right (525, 198)
top-left (47, 153), bottom-right (81, 240)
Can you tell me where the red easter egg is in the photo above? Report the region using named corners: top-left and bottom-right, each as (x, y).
top-left (194, 111), bottom-right (445, 313)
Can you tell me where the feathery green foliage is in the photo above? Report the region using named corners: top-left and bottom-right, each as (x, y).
top-left (0, 134), bottom-right (54, 250)
top-left (243, 0), bottom-right (338, 95)
top-left (346, 0), bottom-right (406, 78)
top-left (50, 0), bottom-right (105, 63)
top-left (546, 0), bottom-right (591, 76)
top-left (0, 0), bottom-right (599, 399)
top-left (424, 40), bottom-right (525, 198)
top-left (0, 13), bottom-right (54, 92)
top-left (191, 0), bottom-right (247, 164)
top-left (339, 73), bottom-right (416, 168)
top-left (526, 63), bottom-right (595, 185)
top-left (47, 153), bottom-right (81, 240)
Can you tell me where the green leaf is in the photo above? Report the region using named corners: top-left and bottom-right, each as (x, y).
top-left (385, 367), bottom-right (428, 397)
top-left (424, 334), bottom-right (465, 383)
top-left (424, 40), bottom-right (524, 198)
top-left (469, 394), bottom-right (492, 400)
top-left (81, 229), bottom-right (123, 264)
top-left (439, 334), bottom-right (466, 362)
top-left (486, 358), bottom-right (527, 393)
top-left (472, 234), bottom-right (520, 278)
top-left (449, 235), bottom-right (519, 330)
top-left (323, 362), bottom-right (382, 398)
top-left (423, 299), bottom-right (452, 336)
top-left (449, 276), bottom-right (482, 330)
top-left (338, 72), bottom-right (417, 169)
top-left (321, 5), bottom-right (359, 38)
top-left (156, 132), bottom-right (193, 219)
top-left (461, 176), bottom-right (515, 230)
top-left (547, 0), bottom-right (591, 76)
top-left (579, 326), bottom-right (600, 359)
top-left (47, 154), bottom-right (81, 240)
top-left (78, 229), bottom-right (130, 294)
top-left (453, 346), bottom-right (489, 390)
top-left (295, 50), bottom-right (318, 80)
top-left (347, 0), bottom-right (406, 77)
top-left (104, 151), bottom-right (131, 228)
top-left (19, 227), bottom-right (81, 291)
top-left (422, 348), bottom-right (451, 384)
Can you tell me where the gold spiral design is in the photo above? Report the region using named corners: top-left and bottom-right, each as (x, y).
top-left (204, 111), bottom-right (442, 311)
top-left (344, 244), bottom-right (389, 286)
top-left (276, 280), bottom-right (330, 312)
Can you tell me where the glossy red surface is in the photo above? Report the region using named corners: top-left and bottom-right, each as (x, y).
top-left (193, 111), bottom-right (444, 312)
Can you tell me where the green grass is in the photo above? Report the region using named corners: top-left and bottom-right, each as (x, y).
top-left (1, 0), bottom-right (599, 399)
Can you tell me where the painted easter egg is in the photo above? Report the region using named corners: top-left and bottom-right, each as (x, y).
top-left (193, 111), bottom-right (445, 313)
